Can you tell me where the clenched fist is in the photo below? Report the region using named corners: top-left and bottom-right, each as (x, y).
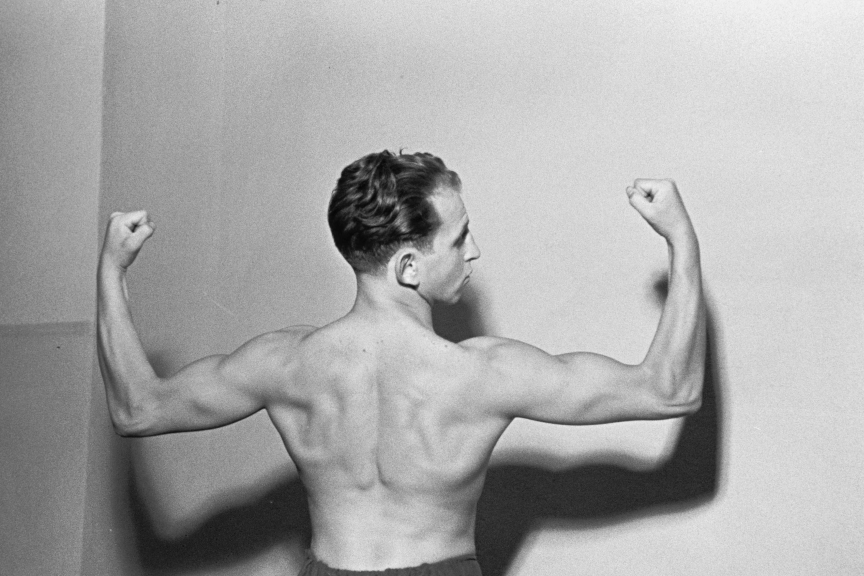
top-left (626, 179), bottom-right (695, 244)
top-left (100, 211), bottom-right (156, 271)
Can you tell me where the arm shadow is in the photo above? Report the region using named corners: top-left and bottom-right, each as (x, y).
top-left (473, 277), bottom-right (725, 576)
top-left (126, 458), bottom-right (311, 574)
top-left (119, 353), bottom-right (313, 574)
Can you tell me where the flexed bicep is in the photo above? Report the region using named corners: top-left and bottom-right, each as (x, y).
top-left (115, 329), bottom-right (308, 436)
top-left (470, 337), bottom-right (681, 426)
top-left (146, 353), bottom-right (267, 435)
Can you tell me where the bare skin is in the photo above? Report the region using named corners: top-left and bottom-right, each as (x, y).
top-left (98, 181), bottom-right (705, 570)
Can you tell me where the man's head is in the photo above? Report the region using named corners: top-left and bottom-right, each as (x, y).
top-left (328, 150), bottom-right (463, 274)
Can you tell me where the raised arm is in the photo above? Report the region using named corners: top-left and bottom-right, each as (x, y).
top-left (472, 179), bottom-right (705, 425)
top-left (97, 211), bottom-right (290, 437)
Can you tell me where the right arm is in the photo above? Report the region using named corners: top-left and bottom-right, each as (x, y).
top-left (470, 179), bottom-right (705, 425)
top-left (97, 211), bottom-right (300, 436)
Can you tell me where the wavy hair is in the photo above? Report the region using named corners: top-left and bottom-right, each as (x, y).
top-left (328, 150), bottom-right (461, 273)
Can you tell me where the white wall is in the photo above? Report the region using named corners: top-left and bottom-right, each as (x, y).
top-left (92, 1), bottom-right (864, 575)
top-left (0, 0), bottom-right (104, 325)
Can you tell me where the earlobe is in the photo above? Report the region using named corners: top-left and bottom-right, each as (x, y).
top-left (395, 251), bottom-right (420, 288)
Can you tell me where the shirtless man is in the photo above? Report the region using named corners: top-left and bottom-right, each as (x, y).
top-left (98, 150), bottom-right (705, 576)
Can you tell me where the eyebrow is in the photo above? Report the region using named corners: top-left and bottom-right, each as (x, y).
top-left (454, 220), bottom-right (470, 245)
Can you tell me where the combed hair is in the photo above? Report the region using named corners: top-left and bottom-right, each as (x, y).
top-left (328, 150), bottom-right (461, 273)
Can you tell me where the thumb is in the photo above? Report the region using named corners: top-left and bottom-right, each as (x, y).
top-left (626, 186), bottom-right (653, 217)
top-left (124, 215), bottom-right (156, 251)
top-left (127, 210), bottom-right (155, 235)
top-left (132, 220), bottom-right (156, 242)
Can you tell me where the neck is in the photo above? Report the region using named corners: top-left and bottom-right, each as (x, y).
top-left (352, 272), bottom-right (433, 329)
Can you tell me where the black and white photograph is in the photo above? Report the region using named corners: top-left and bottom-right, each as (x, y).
top-left (1, 1), bottom-right (861, 575)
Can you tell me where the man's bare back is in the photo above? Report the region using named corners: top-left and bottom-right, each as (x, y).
top-left (98, 151), bottom-right (705, 574)
top-left (269, 317), bottom-right (507, 568)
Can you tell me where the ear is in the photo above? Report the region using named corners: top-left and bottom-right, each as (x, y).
top-left (394, 248), bottom-right (420, 288)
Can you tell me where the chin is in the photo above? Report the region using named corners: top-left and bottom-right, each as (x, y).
top-left (433, 291), bottom-right (462, 306)
top-left (446, 288), bottom-right (466, 305)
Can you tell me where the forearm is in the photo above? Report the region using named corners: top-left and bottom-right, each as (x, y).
top-left (97, 262), bottom-right (160, 433)
top-left (642, 229), bottom-right (706, 411)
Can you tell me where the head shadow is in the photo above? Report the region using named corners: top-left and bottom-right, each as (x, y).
top-left (432, 283), bottom-right (489, 342)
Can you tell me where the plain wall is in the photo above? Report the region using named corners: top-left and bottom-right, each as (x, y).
top-left (89, 1), bottom-right (862, 575)
top-left (0, 0), bottom-right (104, 325)
top-left (0, 1), bottom-right (104, 574)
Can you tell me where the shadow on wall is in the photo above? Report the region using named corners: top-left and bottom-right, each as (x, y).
top-left (127, 466), bottom-right (310, 574)
top-left (118, 280), bottom-right (724, 576)
top-left (475, 277), bottom-right (724, 576)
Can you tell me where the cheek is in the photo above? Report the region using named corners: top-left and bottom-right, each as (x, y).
top-left (451, 255), bottom-right (466, 278)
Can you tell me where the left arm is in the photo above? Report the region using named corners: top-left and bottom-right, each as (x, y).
top-left (465, 179), bottom-right (705, 426)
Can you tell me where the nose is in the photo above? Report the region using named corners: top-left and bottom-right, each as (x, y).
top-left (465, 235), bottom-right (480, 261)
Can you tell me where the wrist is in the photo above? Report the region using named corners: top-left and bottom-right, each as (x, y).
top-left (97, 258), bottom-right (132, 311)
top-left (665, 221), bottom-right (698, 250)
top-left (98, 257), bottom-right (127, 283)
top-left (666, 224), bottom-right (700, 263)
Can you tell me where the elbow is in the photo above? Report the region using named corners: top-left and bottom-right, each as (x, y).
top-left (653, 369), bottom-right (704, 418)
top-left (674, 391), bottom-right (703, 416)
top-left (657, 392), bottom-right (702, 419)
top-left (113, 422), bottom-right (145, 438)
top-left (110, 410), bottom-right (148, 437)
top-left (104, 375), bottom-right (164, 437)
top-left (112, 422), bottom-right (136, 438)
top-left (108, 398), bottom-right (157, 437)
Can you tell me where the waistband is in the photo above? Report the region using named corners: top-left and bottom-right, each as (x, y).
top-left (299, 549), bottom-right (482, 576)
